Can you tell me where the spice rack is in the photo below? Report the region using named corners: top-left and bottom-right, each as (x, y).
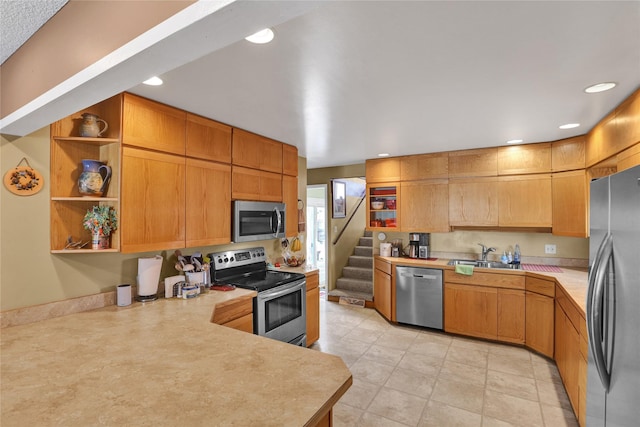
top-left (50, 95), bottom-right (122, 253)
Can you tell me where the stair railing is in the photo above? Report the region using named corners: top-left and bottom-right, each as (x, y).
top-left (333, 190), bottom-right (366, 245)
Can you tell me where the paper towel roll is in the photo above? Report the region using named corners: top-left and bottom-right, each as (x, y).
top-left (137, 255), bottom-right (163, 300)
top-left (380, 243), bottom-right (392, 257)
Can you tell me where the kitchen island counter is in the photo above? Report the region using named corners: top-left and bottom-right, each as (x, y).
top-left (0, 289), bottom-right (352, 426)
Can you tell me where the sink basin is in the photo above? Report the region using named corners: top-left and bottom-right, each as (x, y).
top-left (447, 259), bottom-right (521, 270)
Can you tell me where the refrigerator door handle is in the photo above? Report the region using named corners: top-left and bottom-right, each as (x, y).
top-left (587, 232), bottom-right (613, 392)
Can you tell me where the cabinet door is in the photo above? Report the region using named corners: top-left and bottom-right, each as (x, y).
top-left (444, 283), bottom-right (497, 340)
top-left (186, 113), bottom-right (232, 163)
top-left (497, 289), bottom-right (525, 344)
top-left (525, 291), bottom-right (554, 358)
top-left (498, 174), bottom-right (552, 227)
top-left (232, 129), bottom-right (282, 173)
top-left (448, 148), bottom-right (497, 178)
top-left (552, 170), bottom-right (588, 237)
top-left (185, 158), bottom-right (231, 247)
top-left (260, 170), bottom-right (283, 202)
top-left (366, 158), bottom-right (401, 183)
top-left (552, 136), bottom-right (586, 172)
top-left (121, 146), bottom-right (185, 253)
top-left (232, 166), bottom-right (261, 200)
top-left (498, 143), bottom-right (551, 175)
top-left (400, 180), bottom-right (449, 232)
top-left (449, 177), bottom-right (499, 226)
top-left (400, 152), bottom-right (448, 180)
top-left (555, 302), bottom-right (580, 415)
top-left (368, 184), bottom-right (399, 230)
top-left (306, 270), bottom-right (320, 347)
top-left (282, 144), bottom-right (298, 176)
top-left (374, 268), bottom-right (392, 320)
top-left (123, 93), bottom-right (186, 155)
top-left (283, 174), bottom-right (298, 237)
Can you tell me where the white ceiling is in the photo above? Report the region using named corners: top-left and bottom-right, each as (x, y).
top-left (2, 1), bottom-right (640, 169)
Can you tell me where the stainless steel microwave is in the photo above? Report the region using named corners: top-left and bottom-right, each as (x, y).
top-left (233, 201), bottom-right (286, 242)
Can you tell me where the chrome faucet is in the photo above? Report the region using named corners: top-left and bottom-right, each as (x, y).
top-left (478, 243), bottom-right (496, 261)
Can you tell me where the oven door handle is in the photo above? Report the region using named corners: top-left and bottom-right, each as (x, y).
top-left (261, 281), bottom-right (305, 300)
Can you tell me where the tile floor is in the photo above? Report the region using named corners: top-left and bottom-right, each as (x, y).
top-left (310, 298), bottom-right (579, 427)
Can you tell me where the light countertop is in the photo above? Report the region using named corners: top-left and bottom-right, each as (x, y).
top-left (0, 289), bottom-right (352, 426)
top-left (376, 256), bottom-right (588, 315)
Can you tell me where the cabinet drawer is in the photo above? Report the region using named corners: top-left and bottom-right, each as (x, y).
top-left (222, 313), bottom-right (253, 333)
top-left (211, 297), bottom-right (253, 325)
top-left (556, 285), bottom-right (583, 332)
top-left (444, 270), bottom-right (525, 290)
top-left (374, 258), bottom-right (392, 275)
top-left (525, 276), bottom-right (555, 297)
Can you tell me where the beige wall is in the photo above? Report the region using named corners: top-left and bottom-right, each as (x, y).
top-left (373, 230), bottom-right (588, 265)
top-left (0, 127), bottom-right (307, 311)
top-left (307, 165), bottom-right (366, 290)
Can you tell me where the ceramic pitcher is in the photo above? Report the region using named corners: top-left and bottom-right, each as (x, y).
top-left (79, 113), bottom-right (109, 137)
top-left (78, 159), bottom-right (112, 197)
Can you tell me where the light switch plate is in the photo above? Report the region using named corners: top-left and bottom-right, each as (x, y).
top-left (545, 244), bottom-right (557, 254)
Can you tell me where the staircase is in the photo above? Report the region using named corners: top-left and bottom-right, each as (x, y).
top-left (328, 230), bottom-right (374, 305)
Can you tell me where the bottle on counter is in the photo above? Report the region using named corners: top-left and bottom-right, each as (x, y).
top-left (501, 251), bottom-right (509, 264)
top-left (514, 244), bottom-right (521, 264)
top-left (508, 251), bottom-right (513, 263)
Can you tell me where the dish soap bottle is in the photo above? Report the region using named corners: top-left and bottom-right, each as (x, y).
top-left (514, 244), bottom-right (521, 264)
top-left (501, 251), bottom-right (508, 264)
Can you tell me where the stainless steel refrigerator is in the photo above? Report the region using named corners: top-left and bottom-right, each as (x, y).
top-left (587, 165), bottom-right (640, 426)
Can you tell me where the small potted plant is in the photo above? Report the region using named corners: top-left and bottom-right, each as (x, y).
top-left (83, 205), bottom-right (118, 250)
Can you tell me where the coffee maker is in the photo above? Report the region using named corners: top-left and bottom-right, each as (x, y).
top-left (408, 233), bottom-right (420, 258)
top-left (418, 233), bottom-right (430, 259)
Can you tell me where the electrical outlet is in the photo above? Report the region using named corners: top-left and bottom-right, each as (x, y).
top-left (545, 244), bottom-right (557, 254)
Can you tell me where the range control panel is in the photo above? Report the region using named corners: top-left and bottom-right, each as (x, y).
top-left (208, 247), bottom-right (266, 271)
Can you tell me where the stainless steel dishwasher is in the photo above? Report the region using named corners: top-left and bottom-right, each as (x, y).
top-left (395, 266), bottom-right (443, 329)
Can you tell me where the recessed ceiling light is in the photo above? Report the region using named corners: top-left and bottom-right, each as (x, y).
top-left (143, 76), bottom-right (163, 86)
top-left (584, 82), bottom-right (616, 93)
top-left (378, 153), bottom-right (390, 157)
top-left (245, 28), bottom-right (274, 44)
top-left (506, 139), bottom-right (523, 145)
top-left (559, 123), bottom-right (580, 129)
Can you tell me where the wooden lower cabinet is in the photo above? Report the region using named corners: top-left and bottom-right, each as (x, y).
top-left (497, 288), bottom-right (525, 344)
top-left (211, 296), bottom-right (254, 333)
top-left (444, 270), bottom-right (525, 342)
top-left (306, 270), bottom-right (320, 347)
top-left (121, 146), bottom-right (186, 253)
top-left (525, 291), bottom-right (555, 358)
top-left (444, 283), bottom-right (498, 340)
top-left (373, 258), bottom-right (392, 320)
top-left (555, 300), bottom-right (581, 421)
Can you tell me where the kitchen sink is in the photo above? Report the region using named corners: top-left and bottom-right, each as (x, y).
top-left (447, 259), bottom-right (521, 270)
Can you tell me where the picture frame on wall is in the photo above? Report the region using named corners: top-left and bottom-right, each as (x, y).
top-left (332, 180), bottom-right (346, 218)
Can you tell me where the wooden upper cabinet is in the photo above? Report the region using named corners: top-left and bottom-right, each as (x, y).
top-left (282, 144), bottom-right (299, 176)
top-left (498, 174), bottom-right (552, 228)
top-left (366, 158), bottom-right (401, 183)
top-left (498, 143), bottom-right (551, 175)
top-left (400, 152), bottom-right (448, 181)
top-left (185, 158), bottom-right (231, 247)
top-left (232, 128), bottom-right (283, 173)
top-left (120, 146), bottom-right (186, 253)
top-left (400, 179), bottom-right (449, 232)
top-left (448, 148), bottom-right (497, 177)
top-left (232, 166), bottom-right (282, 202)
top-left (122, 93), bottom-right (186, 155)
top-left (185, 113), bottom-right (232, 163)
top-left (615, 89), bottom-right (640, 155)
top-left (552, 136), bottom-right (586, 172)
top-left (283, 174), bottom-right (298, 237)
top-left (449, 177), bottom-right (498, 227)
top-left (552, 170), bottom-right (588, 237)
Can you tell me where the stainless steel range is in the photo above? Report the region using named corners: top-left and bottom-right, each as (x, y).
top-left (208, 247), bottom-right (307, 346)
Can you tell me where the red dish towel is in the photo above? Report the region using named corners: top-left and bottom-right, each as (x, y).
top-left (521, 264), bottom-right (563, 273)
